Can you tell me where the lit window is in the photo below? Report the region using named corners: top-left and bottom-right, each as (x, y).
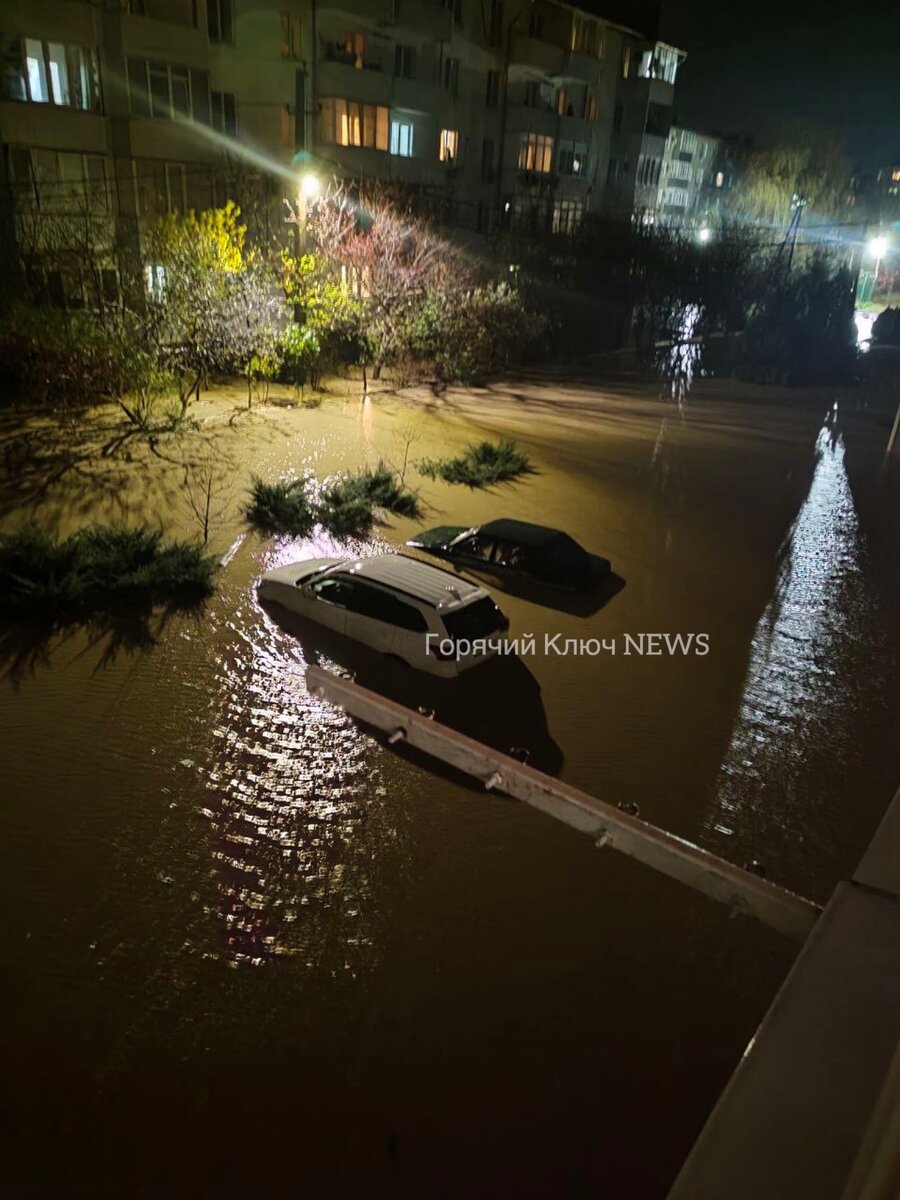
top-left (25, 39), bottom-right (48, 102)
top-left (892, 169), bottom-right (900, 182)
top-left (390, 119), bottom-right (414, 157)
top-left (47, 43), bottom-right (70, 105)
top-left (321, 99), bottom-right (389, 150)
top-left (556, 88), bottom-right (569, 116)
top-left (584, 90), bottom-right (598, 121)
top-left (439, 129), bottom-right (458, 163)
top-left (518, 132), bottom-right (553, 174)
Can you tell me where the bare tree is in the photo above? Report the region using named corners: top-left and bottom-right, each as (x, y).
top-left (287, 182), bottom-right (474, 380)
top-left (182, 445), bottom-right (236, 544)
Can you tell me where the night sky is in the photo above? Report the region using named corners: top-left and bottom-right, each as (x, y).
top-left (659, 0), bottom-right (900, 170)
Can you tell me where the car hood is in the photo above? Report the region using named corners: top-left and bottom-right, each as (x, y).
top-left (259, 558), bottom-right (342, 587)
top-left (406, 525), bottom-right (469, 550)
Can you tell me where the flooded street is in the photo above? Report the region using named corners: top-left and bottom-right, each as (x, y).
top-left (2, 377), bottom-right (898, 1196)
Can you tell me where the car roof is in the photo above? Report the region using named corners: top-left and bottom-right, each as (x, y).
top-left (340, 554), bottom-right (487, 610)
top-left (479, 519), bottom-right (569, 548)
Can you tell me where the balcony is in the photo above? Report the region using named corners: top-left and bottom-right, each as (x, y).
top-left (392, 0), bottom-right (452, 41)
top-left (561, 50), bottom-right (601, 87)
top-left (317, 59), bottom-right (392, 107)
top-left (509, 35), bottom-right (565, 78)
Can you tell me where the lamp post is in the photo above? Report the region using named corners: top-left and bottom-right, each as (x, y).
top-left (867, 234), bottom-right (890, 290)
top-left (295, 172), bottom-right (320, 257)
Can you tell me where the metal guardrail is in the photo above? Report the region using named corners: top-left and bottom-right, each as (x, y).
top-left (305, 665), bottom-right (821, 941)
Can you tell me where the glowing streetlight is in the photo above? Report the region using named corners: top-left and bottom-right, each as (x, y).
top-left (294, 174), bottom-right (320, 256)
top-left (867, 235), bottom-right (890, 260)
top-left (697, 226), bottom-right (712, 245)
top-left (300, 173), bottom-right (320, 200)
top-left (867, 234), bottom-right (890, 289)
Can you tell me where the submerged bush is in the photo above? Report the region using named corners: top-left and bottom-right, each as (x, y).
top-left (247, 463), bottom-right (419, 538)
top-left (245, 477), bottom-right (316, 537)
top-left (418, 440), bottom-right (532, 488)
top-left (0, 525), bottom-right (215, 619)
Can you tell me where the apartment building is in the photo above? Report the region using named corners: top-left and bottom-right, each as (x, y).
top-left (0, 0), bottom-right (683, 304)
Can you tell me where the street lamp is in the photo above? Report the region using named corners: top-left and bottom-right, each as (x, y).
top-left (295, 173), bottom-right (320, 256)
top-left (867, 234), bottom-right (890, 289)
top-left (697, 226), bottom-right (712, 244)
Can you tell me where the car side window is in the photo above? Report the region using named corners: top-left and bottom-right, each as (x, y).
top-left (344, 581), bottom-right (428, 632)
top-left (311, 579), bottom-right (353, 607)
top-left (493, 541), bottom-right (527, 569)
top-left (454, 536), bottom-right (494, 562)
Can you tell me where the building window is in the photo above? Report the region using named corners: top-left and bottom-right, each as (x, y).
top-left (320, 98), bottom-right (389, 150)
top-left (394, 44), bottom-right (415, 79)
top-left (165, 163), bottom-right (187, 212)
top-left (211, 90), bottom-right (236, 135)
top-left (390, 119), bottom-right (414, 157)
top-left (8, 38), bottom-right (100, 110)
top-left (571, 14), bottom-right (601, 57)
top-left (558, 141), bottom-right (589, 176)
top-left (556, 88), bottom-right (569, 116)
top-left (585, 90), bottom-right (598, 121)
top-left (481, 136), bottom-right (495, 181)
top-left (621, 46), bottom-right (631, 78)
top-left (128, 59), bottom-right (208, 122)
top-left (485, 69), bottom-right (500, 108)
top-left (488, 0), bottom-right (503, 45)
top-left (439, 128), bottom-right (459, 163)
top-left (639, 43), bottom-right (680, 85)
top-left (518, 133), bottom-right (553, 174)
top-left (443, 56), bottom-right (459, 95)
top-left (207, 0), bottom-right (233, 43)
top-left (13, 148), bottom-right (108, 213)
top-left (552, 199), bottom-right (582, 235)
top-left (281, 13), bottom-right (302, 58)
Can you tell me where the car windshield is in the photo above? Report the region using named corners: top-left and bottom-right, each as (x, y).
top-left (442, 596), bottom-right (506, 640)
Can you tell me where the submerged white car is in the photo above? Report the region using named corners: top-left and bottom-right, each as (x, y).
top-left (258, 554), bottom-right (509, 677)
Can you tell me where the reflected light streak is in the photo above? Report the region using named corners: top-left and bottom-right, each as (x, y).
top-left (198, 532), bottom-right (393, 966)
top-left (709, 416), bottom-right (867, 871)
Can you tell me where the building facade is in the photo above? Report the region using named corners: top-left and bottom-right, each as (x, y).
top-left (0, 0), bottom-right (684, 303)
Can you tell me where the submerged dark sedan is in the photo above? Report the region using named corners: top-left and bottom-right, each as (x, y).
top-left (407, 518), bottom-right (611, 591)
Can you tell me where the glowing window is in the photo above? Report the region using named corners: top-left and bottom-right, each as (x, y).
top-left (439, 128), bottom-right (458, 163)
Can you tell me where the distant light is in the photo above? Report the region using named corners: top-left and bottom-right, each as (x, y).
top-left (300, 173), bottom-right (320, 199)
top-left (868, 235), bottom-right (890, 259)
top-left (504, 201), bottom-right (511, 213)
top-left (697, 226), bottom-right (712, 244)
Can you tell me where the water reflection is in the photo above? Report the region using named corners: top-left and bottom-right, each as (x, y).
top-left (199, 532), bottom-right (391, 967)
top-left (710, 413), bottom-right (872, 883)
top-left (658, 303), bottom-right (703, 405)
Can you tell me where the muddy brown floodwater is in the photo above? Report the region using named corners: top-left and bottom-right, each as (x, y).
top-left (1, 376), bottom-right (898, 1197)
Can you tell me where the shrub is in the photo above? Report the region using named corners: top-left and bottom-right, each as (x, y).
top-left (418, 440), bottom-right (532, 487)
top-left (317, 462), bottom-right (421, 536)
top-left (410, 284), bottom-right (548, 382)
top-left (244, 477), bottom-right (316, 537)
top-left (0, 525), bottom-right (215, 620)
